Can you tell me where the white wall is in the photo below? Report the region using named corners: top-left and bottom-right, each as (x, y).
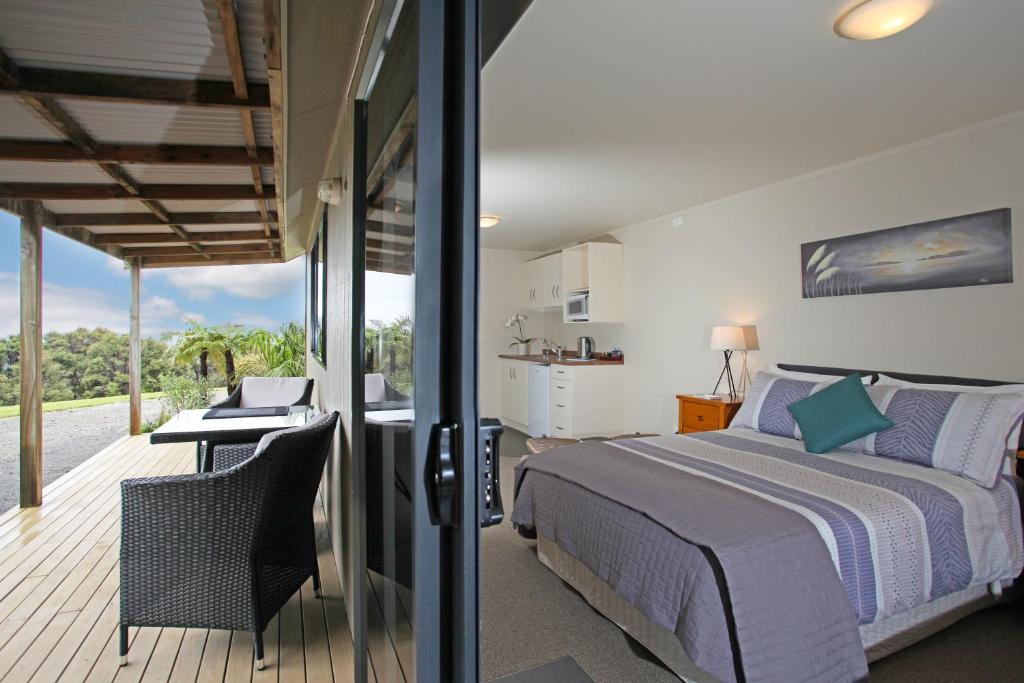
top-left (612, 114), bottom-right (1024, 434)
top-left (480, 249), bottom-right (538, 418)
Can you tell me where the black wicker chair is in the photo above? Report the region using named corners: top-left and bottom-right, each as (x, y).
top-left (201, 377), bottom-right (315, 472)
top-left (119, 411), bottom-right (339, 671)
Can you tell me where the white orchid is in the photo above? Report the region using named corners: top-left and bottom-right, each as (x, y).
top-left (505, 313), bottom-right (535, 346)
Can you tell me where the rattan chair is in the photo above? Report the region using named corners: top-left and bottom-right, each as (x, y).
top-left (119, 411), bottom-right (339, 671)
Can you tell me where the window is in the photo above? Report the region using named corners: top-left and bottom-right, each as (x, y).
top-left (310, 211), bottom-right (327, 364)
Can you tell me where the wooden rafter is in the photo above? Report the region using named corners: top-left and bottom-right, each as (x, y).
top-left (0, 183), bottom-right (275, 200)
top-left (0, 140), bottom-right (273, 165)
top-left (92, 230), bottom-right (274, 245)
top-left (0, 198), bottom-right (123, 259)
top-left (141, 254), bottom-right (283, 269)
top-left (122, 244), bottom-right (273, 257)
top-left (0, 66), bottom-right (270, 110)
top-left (52, 211), bottom-right (276, 227)
top-left (264, 0), bottom-right (286, 247)
top-left (218, 0), bottom-right (276, 253)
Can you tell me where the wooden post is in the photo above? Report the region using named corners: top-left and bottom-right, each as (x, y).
top-left (128, 257), bottom-right (141, 435)
top-left (19, 202), bottom-right (43, 507)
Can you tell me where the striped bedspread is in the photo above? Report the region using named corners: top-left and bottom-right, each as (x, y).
top-left (621, 428), bottom-right (1024, 625)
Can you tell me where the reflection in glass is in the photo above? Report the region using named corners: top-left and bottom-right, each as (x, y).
top-left (363, 1), bottom-right (418, 680)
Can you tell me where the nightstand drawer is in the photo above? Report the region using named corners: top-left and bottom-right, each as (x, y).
top-left (682, 401), bottom-right (725, 431)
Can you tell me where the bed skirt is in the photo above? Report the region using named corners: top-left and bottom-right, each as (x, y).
top-left (536, 533), bottom-right (1016, 682)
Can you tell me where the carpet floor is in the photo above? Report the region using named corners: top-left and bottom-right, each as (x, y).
top-left (481, 429), bottom-right (1024, 682)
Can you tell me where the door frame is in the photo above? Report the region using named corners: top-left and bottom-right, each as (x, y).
top-left (351, 0), bottom-right (480, 680)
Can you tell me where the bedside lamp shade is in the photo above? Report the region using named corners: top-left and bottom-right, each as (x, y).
top-left (710, 326), bottom-right (747, 351)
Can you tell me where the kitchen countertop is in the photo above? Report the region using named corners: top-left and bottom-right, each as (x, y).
top-left (498, 353), bottom-right (623, 366)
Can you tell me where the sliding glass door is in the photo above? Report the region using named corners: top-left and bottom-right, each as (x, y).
top-left (353, 1), bottom-right (481, 680)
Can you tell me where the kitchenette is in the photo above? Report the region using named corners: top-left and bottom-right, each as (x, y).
top-left (493, 240), bottom-right (626, 439)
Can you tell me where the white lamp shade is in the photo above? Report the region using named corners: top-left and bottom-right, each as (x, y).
top-left (710, 326), bottom-right (747, 351)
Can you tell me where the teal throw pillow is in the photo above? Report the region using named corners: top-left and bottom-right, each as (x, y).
top-left (787, 374), bottom-right (894, 454)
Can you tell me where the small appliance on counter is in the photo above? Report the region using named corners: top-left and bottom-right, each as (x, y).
top-left (576, 336), bottom-right (595, 360)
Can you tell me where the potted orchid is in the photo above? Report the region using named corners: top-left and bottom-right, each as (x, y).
top-left (505, 313), bottom-right (535, 355)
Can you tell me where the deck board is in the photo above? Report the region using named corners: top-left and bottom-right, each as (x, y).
top-left (0, 435), bottom-right (355, 682)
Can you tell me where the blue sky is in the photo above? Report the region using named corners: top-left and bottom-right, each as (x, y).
top-left (0, 210), bottom-right (305, 338)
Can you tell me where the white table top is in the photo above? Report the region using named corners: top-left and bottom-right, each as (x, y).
top-left (151, 406), bottom-right (313, 442)
top-left (366, 409), bottom-right (414, 423)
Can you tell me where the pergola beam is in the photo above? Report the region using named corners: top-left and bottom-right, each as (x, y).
top-left (92, 230), bottom-right (273, 245)
top-left (140, 254), bottom-right (283, 268)
top-left (52, 211), bottom-right (277, 227)
top-left (122, 244), bottom-right (273, 257)
top-left (128, 258), bottom-right (142, 435)
top-left (264, 0), bottom-right (286, 241)
top-left (0, 65), bottom-right (270, 110)
top-left (0, 140), bottom-right (274, 165)
top-left (0, 183), bottom-right (276, 200)
top-left (19, 201), bottom-right (43, 507)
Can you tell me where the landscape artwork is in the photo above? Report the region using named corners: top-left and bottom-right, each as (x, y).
top-left (801, 208), bottom-right (1012, 299)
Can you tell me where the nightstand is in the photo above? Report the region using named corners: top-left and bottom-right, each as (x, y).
top-left (676, 395), bottom-right (743, 434)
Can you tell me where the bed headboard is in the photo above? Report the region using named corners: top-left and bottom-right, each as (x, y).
top-left (777, 363), bottom-right (1024, 454)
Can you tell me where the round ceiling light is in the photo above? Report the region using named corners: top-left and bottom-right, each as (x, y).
top-left (480, 214), bottom-right (502, 228)
top-left (834, 0), bottom-right (933, 40)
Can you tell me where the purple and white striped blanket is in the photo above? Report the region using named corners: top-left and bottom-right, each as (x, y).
top-left (512, 428), bottom-right (1023, 682)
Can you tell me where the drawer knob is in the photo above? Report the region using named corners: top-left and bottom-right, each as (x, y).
top-left (697, 415), bottom-right (704, 422)
top-left (556, 404), bottom-right (564, 408)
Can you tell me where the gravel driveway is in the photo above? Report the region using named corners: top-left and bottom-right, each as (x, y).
top-left (0, 399), bottom-right (163, 513)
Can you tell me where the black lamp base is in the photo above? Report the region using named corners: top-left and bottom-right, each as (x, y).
top-left (712, 350), bottom-right (737, 400)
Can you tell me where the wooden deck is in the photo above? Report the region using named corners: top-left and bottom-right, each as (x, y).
top-left (0, 436), bottom-right (356, 682)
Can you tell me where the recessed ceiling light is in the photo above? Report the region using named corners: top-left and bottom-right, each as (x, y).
top-left (480, 214), bottom-right (502, 228)
top-left (834, 0), bottom-right (933, 40)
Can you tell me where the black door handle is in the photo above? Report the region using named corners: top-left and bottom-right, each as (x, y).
top-left (426, 423), bottom-right (458, 528)
top-left (480, 418), bottom-right (504, 527)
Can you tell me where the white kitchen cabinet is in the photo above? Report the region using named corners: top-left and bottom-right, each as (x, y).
top-left (561, 242), bottom-right (623, 323)
top-left (523, 252), bottom-right (563, 309)
top-left (548, 364), bottom-right (624, 438)
top-left (500, 358), bottom-right (530, 428)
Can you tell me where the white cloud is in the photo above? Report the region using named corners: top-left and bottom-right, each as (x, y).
top-left (0, 272), bottom-right (127, 336)
top-left (0, 273), bottom-right (189, 338)
top-left (106, 256), bottom-right (128, 277)
top-left (180, 312), bottom-right (206, 324)
top-left (158, 258), bottom-right (305, 301)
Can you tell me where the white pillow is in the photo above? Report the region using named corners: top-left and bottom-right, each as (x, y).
top-left (876, 374), bottom-right (1024, 452)
top-left (768, 364), bottom-right (871, 385)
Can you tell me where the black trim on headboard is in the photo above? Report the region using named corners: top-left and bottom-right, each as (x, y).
top-left (776, 364), bottom-right (877, 383)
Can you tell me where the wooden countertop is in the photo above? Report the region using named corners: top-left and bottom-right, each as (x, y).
top-left (498, 353), bottom-right (623, 366)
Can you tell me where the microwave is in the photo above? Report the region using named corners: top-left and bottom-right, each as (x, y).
top-left (565, 292), bottom-right (589, 321)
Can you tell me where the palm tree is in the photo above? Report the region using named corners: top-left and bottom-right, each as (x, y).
top-left (166, 321), bottom-right (215, 380)
top-left (239, 322), bottom-right (306, 377)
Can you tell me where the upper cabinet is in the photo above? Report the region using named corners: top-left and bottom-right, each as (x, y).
top-left (562, 242), bottom-right (624, 323)
top-left (523, 252), bottom-right (563, 309)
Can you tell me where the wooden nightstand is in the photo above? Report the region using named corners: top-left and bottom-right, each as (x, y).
top-left (676, 395), bottom-right (743, 434)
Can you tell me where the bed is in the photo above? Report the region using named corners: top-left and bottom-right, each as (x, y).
top-left (511, 365), bottom-right (1024, 683)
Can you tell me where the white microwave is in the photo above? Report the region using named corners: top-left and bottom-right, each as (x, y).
top-left (565, 293), bottom-right (589, 321)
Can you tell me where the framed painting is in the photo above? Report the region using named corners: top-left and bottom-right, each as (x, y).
top-left (802, 208), bottom-right (1012, 298)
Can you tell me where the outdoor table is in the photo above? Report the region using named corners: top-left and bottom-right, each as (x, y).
top-left (150, 405), bottom-right (315, 472)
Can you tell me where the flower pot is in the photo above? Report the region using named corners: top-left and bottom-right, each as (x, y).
top-left (516, 342), bottom-right (530, 356)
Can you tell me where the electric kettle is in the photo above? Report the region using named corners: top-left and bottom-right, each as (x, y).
top-left (576, 336), bottom-right (595, 360)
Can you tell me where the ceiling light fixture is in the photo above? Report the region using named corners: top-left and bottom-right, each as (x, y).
top-left (834, 0), bottom-right (933, 40)
top-left (480, 214), bottom-right (502, 228)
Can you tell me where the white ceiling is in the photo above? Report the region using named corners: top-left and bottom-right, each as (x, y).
top-left (480, 0), bottom-right (1024, 251)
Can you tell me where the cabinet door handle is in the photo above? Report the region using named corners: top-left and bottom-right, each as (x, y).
top-left (556, 385), bottom-right (565, 390)
top-left (551, 285), bottom-right (556, 298)
top-left (556, 403), bottom-right (565, 408)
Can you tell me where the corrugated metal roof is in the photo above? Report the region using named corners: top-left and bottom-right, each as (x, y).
top-left (85, 225), bottom-right (175, 234)
top-left (160, 199), bottom-right (259, 212)
top-left (0, 95), bottom-right (64, 140)
top-left (127, 163), bottom-right (252, 184)
top-left (42, 199), bottom-right (149, 214)
top-left (0, 0), bottom-right (267, 83)
top-left (0, 160), bottom-right (111, 182)
top-left (58, 99), bottom-right (249, 146)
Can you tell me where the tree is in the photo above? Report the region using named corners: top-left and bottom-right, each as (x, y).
top-left (237, 322), bottom-right (306, 378)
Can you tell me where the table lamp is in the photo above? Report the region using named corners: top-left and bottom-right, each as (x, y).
top-left (710, 326), bottom-right (751, 400)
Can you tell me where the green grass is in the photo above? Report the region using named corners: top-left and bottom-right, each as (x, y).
top-left (0, 391), bottom-right (163, 419)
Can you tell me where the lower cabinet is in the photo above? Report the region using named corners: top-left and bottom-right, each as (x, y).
top-left (548, 364), bottom-right (623, 439)
top-left (500, 359), bottom-right (529, 428)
